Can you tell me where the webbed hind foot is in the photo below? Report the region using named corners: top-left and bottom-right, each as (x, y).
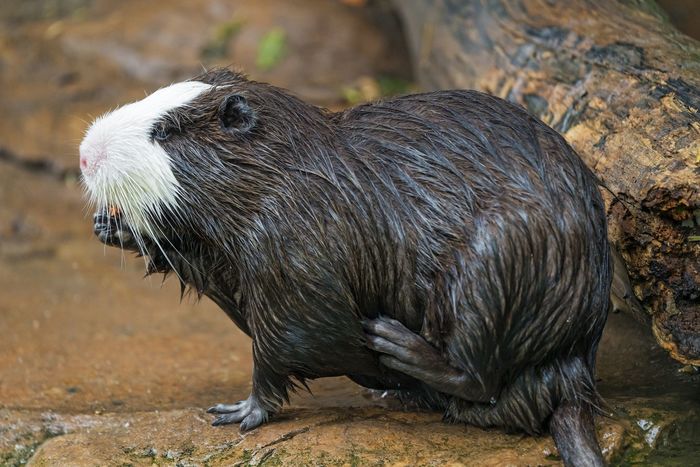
top-left (363, 316), bottom-right (496, 404)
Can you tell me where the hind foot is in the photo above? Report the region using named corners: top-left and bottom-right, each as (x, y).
top-left (207, 394), bottom-right (269, 432)
top-left (364, 316), bottom-right (496, 404)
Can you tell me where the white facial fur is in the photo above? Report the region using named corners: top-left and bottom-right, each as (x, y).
top-left (79, 81), bottom-right (212, 237)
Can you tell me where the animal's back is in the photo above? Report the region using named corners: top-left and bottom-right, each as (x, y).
top-left (338, 90), bottom-right (600, 221)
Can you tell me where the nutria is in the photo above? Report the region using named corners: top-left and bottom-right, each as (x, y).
top-left (81, 68), bottom-right (611, 466)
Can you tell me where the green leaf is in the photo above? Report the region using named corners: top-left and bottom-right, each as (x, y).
top-left (341, 86), bottom-right (364, 105)
top-left (257, 28), bottom-right (286, 71)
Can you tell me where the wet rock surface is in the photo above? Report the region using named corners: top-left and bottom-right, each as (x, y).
top-left (1, 1), bottom-right (698, 465)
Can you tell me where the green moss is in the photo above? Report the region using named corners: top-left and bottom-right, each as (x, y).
top-left (613, 407), bottom-right (700, 466)
top-left (349, 450), bottom-right (363, 467)
top-left (260, 449), bottom-right (284, 466)
top-left (239, 448), bottom-right (252, 463)
top-left (0, 440), bottom-right (43, 466)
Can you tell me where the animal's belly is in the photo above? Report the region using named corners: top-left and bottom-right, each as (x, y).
top-left (290, 333), bottom-right (423, 392)
top-left (346, 372), bottom-right (421, 391)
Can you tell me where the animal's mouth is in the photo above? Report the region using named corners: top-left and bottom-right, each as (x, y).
top-left (93, 205), bottom-right (136, 249)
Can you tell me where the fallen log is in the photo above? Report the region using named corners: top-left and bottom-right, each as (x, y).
top-left (391, 0), bottom-right (699, 365)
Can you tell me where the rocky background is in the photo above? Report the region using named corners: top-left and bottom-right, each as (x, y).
top-left (0, 0), bottom-right (698, 465)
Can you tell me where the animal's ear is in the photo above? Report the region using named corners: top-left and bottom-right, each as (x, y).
top-left (219, 94), bottom-right (256, 133)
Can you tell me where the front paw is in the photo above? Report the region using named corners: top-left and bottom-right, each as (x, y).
top-left (93, 209), bottom-right (136, 249)
top-left (207, 394), bottom-right (269, 432)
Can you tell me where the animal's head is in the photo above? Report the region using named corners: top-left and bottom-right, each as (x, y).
top-left (80, 68), bottom-right (324, 255)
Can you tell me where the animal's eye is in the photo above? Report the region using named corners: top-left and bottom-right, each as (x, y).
top-left (151, 123), bottom-right (171, 142)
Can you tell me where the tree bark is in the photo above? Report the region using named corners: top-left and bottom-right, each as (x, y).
top-left (391, 0), bottom-right (700, 365)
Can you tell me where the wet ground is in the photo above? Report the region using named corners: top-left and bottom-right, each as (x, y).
top-left (0, 0), bottom-right (699, 465)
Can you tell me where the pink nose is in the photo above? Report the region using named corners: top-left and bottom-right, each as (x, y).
top-left (79, 143), bottom-right (105, 176)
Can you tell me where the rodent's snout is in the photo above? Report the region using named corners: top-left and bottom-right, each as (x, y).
top-left (79, 80), bottom-right (211, 235)
top-left (79, 140), bottom-right (107, 177)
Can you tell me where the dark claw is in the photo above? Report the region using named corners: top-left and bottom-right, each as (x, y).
top-left (240, 409), bottom-right (266, 432)
top-left (212, 411), bottom-right (247, 426)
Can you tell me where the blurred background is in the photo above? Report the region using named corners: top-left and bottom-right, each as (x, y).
top-left (0, 0), bottom-right (698, 465)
